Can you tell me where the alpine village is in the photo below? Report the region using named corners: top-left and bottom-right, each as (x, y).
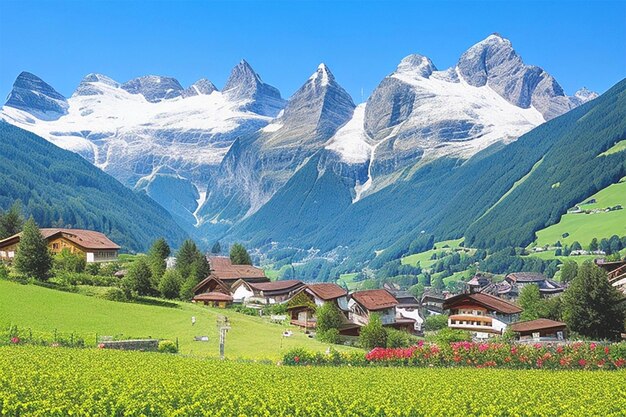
top-left (1, 1), bottom-right (626, 415)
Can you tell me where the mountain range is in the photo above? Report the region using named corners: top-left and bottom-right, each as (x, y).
top-left (2, 33), bottom-right (615, 272)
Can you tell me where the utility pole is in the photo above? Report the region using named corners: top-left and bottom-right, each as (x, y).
top-left (217, 315), bottom-right (231, 360)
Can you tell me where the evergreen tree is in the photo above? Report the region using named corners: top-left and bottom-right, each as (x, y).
top-left (599, 238), bottom-right (611, 255)
top-left (159, 269), bottom-right (182, 299)
top-left (562, 261), bottom-right (624, 340)
top-left (179, 274), bottom-right (199, 300)
top-left (147, 238), bottom-right (170, 289)
top-left (122, 256), bottom-right (153, 296)
top-left (589, 238), bottom-right (598, 252)
top-left (230, 243), bottom-right (252, 265)
top-left (211, 241), bottom-right (221, 254)
top-left (571, 241), bottom-right (582, 251)
top-left (555, 248), bottom-right (562, 256)
top-left (431, 275), bottom-right (445, 291)
top-left (609, 235), bottom-right (622, 254)
top-left (560, 261), bottom-right (578, 284)
top-left (0, 201), bottom-right (24, 239)
top-left (519, 284), bottom-right (542, 321)
top-left (176, 240), bottom-right (199, 278)
top-left (190, 254), bottom-right (210, 281)
top-left (13, 218), bottom-right (52, 281)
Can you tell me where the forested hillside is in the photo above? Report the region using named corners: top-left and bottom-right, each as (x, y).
top-left (0, 122), bottom-right (188, 251)
top-left (231, 78), bottom-right (625, 272)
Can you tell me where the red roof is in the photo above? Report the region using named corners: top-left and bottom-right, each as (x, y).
top-left (444, 292), bottom-right (522, 314)
top-left (208, 256), bottom-right (267, 280)
top-left (306, 283), bottom-right (347, 300)
top-left (0, 228), bottom-right (120, 250)
top-left (193, 292), bottom-right (233, 302)
top-left (351, 289), bottom-right (398, 311)
top-left (510, 318), bottom-right (567, 333)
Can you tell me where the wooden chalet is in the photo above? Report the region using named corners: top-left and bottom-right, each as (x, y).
top-left (286, 283), bottom-right (349, 329)
top-left (0, 228), bottom-right (119, 263)
top-left (443, 292), bottom-right (522, 339)
top-left (509, 318), bottom-right (567, 341)
top-left (420, 291), bottom-right (446, 315)
top-left (192, 257), bottom-right (269, 300)
top-left (596, 259), bottom-right (626, 294)
top-left (230, 279), bottom-right (304, 305)
top-left (348, 289), bottom-right (415, 333)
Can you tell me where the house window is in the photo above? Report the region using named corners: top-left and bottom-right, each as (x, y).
top-left (52, 243), bottom-right (60, 250)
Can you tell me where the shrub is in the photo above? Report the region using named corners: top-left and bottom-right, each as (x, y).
top-left (158, 340), bottom-right (178, 354)
top-left (317, 328), bottom-right (340, 344)
top-left (100, 287), bottom-right (128, 302)
top-left (0, 263), bottom-right (8, 280)
top-left (386, 329), bottom-right (414, 348)
top-left (423, 314), bottom-right (449, 331)
top-left (359, 314), bottom-right (387, 349)
top-left (315, 302), bottom-right (344, 334)
top-left (432, 328), bottom-right (471, 345)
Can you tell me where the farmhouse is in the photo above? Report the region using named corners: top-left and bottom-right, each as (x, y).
top-left (286, 283), bottom-right (349, 328)
top-left (230, 279), bottom-right (304, 305)
top-left (420, 291), bottom-right (446, 315)
top-left (443, 292), bottom-right (522, 339)
top-left (0, 228), bottom-right (119, 263)
top-left (509, 318), bottom-right (567, 342)
top-left (348, 289), bottom-right (415, 333)
top-left (192, 292), bottom-right (233, 308)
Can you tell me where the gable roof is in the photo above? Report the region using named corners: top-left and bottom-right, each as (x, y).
top-left (249, 280), bottom-right (304, 292)
top-left (0, 228), bottom-right (120, 250)
top-left (510, 318), bottom-right (567, 333)
top-left (192, 292), bottom-right (233, 302)
top-left (351, 289), bottom-right (398, 311)
top-left (192, 276), bottom-right (231, 295)
top-left (443, 292), bottom-right (522, 314)
top-left (208, 256), bottom-right (267, 280)
top-left (306, 283), bottom-right (347, 300)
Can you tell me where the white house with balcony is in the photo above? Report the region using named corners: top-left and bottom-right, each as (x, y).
top-left (442, 292), bottom-right (522, 339)
top-left (348, 289), bottom-right (416, 333)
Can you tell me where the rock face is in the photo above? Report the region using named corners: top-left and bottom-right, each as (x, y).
top-left (456, 33), bottom-right (583, 120)
top-left (74, 73), bottom-right (120, 96)
top-left (5, 72), bottom-right (68, 120)
top-left (121, 75), bottom-right (184, 103)
top-left (196, 63), bottom-right (355, 225)
top-left (222, 60), bottom-right (285, 116)
top-left (181, 78), bottom-right (217, 98)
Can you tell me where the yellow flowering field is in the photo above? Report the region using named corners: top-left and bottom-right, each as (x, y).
top-left (1, 346), bottom-right (625, 417)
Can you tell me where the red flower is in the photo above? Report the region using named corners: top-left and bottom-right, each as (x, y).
top-left (578, 359), bottom-right (587, 367)
top-left (10, 337), bottom-right (20, 344)
top-left (98, 343), bottom-right (105, 349)
top-left (294, 356), bottom-right (300, 363)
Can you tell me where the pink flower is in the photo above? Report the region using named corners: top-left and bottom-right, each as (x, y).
top-left (589, 343), bottom-right (596, 350)
top-left (294, 356), bottom-right (300, 363)
top-left (578, 359), bottom-right (587, 367)
top-left (98, 343), bottom-right (105, 349)
top-left (10, 337), bottom-right (20, 344)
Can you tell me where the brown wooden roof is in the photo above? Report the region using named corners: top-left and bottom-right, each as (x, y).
top-left (193, 292), bottom-right (233, 302)
top-left (351, 289), bottom-right (398, 311)
top-left (306, 283), bottom-right (347, 300)
top-left (192, 276), bottom-right (231, 295)
top-left (510, 318), bottom-right (567, 333)
top-left (443, 292), bottom-right (522, 314)
top-left (249, 280), bottom-right (303, 292)
top-left (208, 256), bottom-right (267, 280)
top-left (0, 228), bottom-right (120, 250)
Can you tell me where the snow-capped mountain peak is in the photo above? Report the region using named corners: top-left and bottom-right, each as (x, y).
top-left (222, 60), bottom-right (285, 116)
top-left (395, 54), bottom-right (437, 78)
top-left (120, 75), bottom-right (184, 103)
top-left (574, 87), bottom-right (599, 102)
top-left (182, 78), bottom-right (217, 98)
top-left (73, 73), bottom-right (120, 96)
top-left (4, 71), bottom-right (68, 120)
top-left (309, 63), bottom-right (333, 86)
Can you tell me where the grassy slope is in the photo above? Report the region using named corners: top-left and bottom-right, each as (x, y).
top-left (0, 280), bottom-right (356, 360)
top-left (401, 238), bottom-right (464, 268)
top-left (599, 139), bottom-right (626, 157)
top-left (534, 179), bottom-right (626, 247)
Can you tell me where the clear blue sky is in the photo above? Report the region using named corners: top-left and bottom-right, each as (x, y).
top-left (0, 0), bottom-right (624, 102)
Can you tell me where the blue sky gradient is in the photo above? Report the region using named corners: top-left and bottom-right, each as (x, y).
top-left (0, 0), bottom-right (624, 102)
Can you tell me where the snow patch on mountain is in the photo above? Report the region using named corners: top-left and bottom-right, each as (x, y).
top-left (325, 103), bottom-right (370, 164)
